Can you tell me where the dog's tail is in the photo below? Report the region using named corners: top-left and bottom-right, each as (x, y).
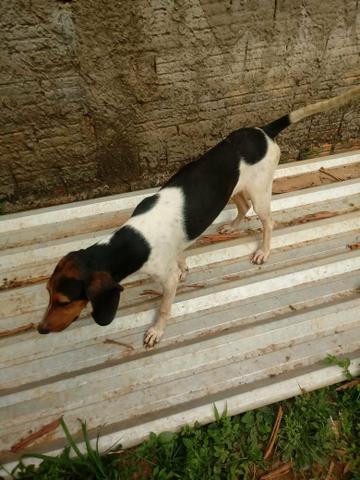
top-left (262, 85), bottom-right (360, 139)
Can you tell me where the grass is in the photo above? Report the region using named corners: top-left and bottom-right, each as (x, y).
top-left (2, 360), bottom-right (359, 480)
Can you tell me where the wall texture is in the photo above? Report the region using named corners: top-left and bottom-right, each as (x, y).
top-left (1, 0), bottom-right (359, 212)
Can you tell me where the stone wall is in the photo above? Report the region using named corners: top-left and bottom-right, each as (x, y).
top-left (1, 0), bottom-right (359, 212)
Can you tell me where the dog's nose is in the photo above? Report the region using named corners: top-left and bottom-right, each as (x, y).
top-left (38, 325), bottom-right (50, 334)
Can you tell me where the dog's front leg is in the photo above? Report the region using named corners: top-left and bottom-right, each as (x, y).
top-left (144, 267), bottom-right (180, 348)
top-left (177, 255), bottom-right (189, 282)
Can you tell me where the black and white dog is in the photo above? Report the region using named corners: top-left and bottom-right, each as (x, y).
top-left (39, 86), bottom-right (360, 346)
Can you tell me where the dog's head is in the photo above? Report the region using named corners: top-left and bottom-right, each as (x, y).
top-left (38, 250), bottom-right (123, 334)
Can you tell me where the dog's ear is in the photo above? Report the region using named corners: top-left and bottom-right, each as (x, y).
top-left (86, 272), bottom-right (123, 326)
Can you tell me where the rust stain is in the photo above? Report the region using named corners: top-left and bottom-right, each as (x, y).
top-left (178, 282), bottom-right (206, 292)
top-left (0, 323), bottom-right (37, 338)
top-left (347, 242), bottom-right (360, 250)
top-left (272, 162), bottom-right (360, 194)
top-left (140, 289), bottom-right (161, 297)
top-left (0, 275), bottom-right (48, 291)
top-left (279, 211), bottom-right (339, 228)
top-left (10, 418), bottom-right (61, 453)
top-left (222, 274), bottom-right (242, 281)
top-left (103, 338), bottom-right (135, 350)
top-left (198, 232), bottom-right (243, 245)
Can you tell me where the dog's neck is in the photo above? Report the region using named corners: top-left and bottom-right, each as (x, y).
top-left (85, 225), bottom-right (151, 284)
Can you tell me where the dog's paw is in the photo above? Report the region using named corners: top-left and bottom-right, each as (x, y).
top-left (218, 223), bottom-right (238, 234)
top-left (144, 326), bottom-right (164, 348)
top-left (252, 249), bottom-right (269, 265)
top-left (177, 258), bottom-right (189, 282)
top-left (179, 266), bottom-right (189, 282)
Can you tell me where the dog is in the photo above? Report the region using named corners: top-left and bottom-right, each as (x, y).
top-left (39, 86), bottom-right (360, 347)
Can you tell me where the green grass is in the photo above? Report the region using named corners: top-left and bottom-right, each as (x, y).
top-left (2, 360), bottom-right (359, 480)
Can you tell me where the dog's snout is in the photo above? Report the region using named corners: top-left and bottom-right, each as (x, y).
top-left (38, 325), bottom-right (50, 334)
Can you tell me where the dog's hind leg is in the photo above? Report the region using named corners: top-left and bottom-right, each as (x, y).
top-left (218, 192), bottom-right (251, 234)
top-left (251, 189), bottom-right (273, 265)
top-left (144, 264), bottom-right (180, 347)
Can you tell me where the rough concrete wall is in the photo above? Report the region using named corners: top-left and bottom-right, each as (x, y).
top-left (1, 0), bottom-right (359, 212)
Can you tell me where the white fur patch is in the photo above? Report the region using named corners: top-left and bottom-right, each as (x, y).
top-left (126, 187), bottom-right (187, 281)
top-left (232, 131), bottom-right (280, 198)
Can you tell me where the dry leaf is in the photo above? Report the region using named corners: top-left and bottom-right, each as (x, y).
top-left (325, 460), bottom-right (335, 480)
top-left (336, 379), bottom-right (360, 391)
top-left (264, 406), bottom-right (284, 460)
top-left (260, 462), bottom-right (292, 479)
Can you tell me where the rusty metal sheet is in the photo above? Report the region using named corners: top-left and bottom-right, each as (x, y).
top-left (0, 151), bottom-right (360, 469)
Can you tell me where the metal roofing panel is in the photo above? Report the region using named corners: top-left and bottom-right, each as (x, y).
top-left (0, 152), bottom-right (359, 469)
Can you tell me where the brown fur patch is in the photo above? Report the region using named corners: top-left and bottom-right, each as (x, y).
top-left (40, 253), bottom-right (87, 332)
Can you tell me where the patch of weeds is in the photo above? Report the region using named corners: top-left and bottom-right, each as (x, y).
top-left (335, 382), bottom-right (360, 476)
top-left (4, 406), bottom-right (276, 480)
top-left (279, 152), bottom-right (291, 164)
top-left (8, 419), bottom-right (125, 480)
top-left (298, 146), bottom-right (322, 160)
top-left (135, 404), bottom-right (276, 480)
top-left (325, 354), bottom-right (353, 380)
top-left (277, 387), bottom-right (337, 470)
top-left (329, 356), bottom-right (360, 476)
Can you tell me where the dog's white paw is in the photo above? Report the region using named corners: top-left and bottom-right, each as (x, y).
top-left (179, 266), bottom-right (189, 282)
top-left (144, 326), bottom-right (164, 348)
top-left (218, 223), bottom-right (238, 234)
top-left (252, 249), bottom-right (268, 265)
top-left (177, 258), bottom-right (189, 282)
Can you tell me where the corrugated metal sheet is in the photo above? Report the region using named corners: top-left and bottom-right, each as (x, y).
top-left (1, 151), bottom-right (360, 468)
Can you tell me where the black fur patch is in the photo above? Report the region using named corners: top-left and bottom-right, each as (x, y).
top-left (162, 128), bottom-right (269, 240)
top-left (132, 194), bottom-right (159, 217)
top-left (86, 226), bottom-right (151, 283)
top-left (229, 128), bottom-right (268, 165)
top-left (109, 226), bottom-right (151, 281)
top-left (162, 138), bottom-right (238, 240)
top-left (57, 277), bottom-right (85, 300)
top-left (262, 115), bottom-right (290, 139)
